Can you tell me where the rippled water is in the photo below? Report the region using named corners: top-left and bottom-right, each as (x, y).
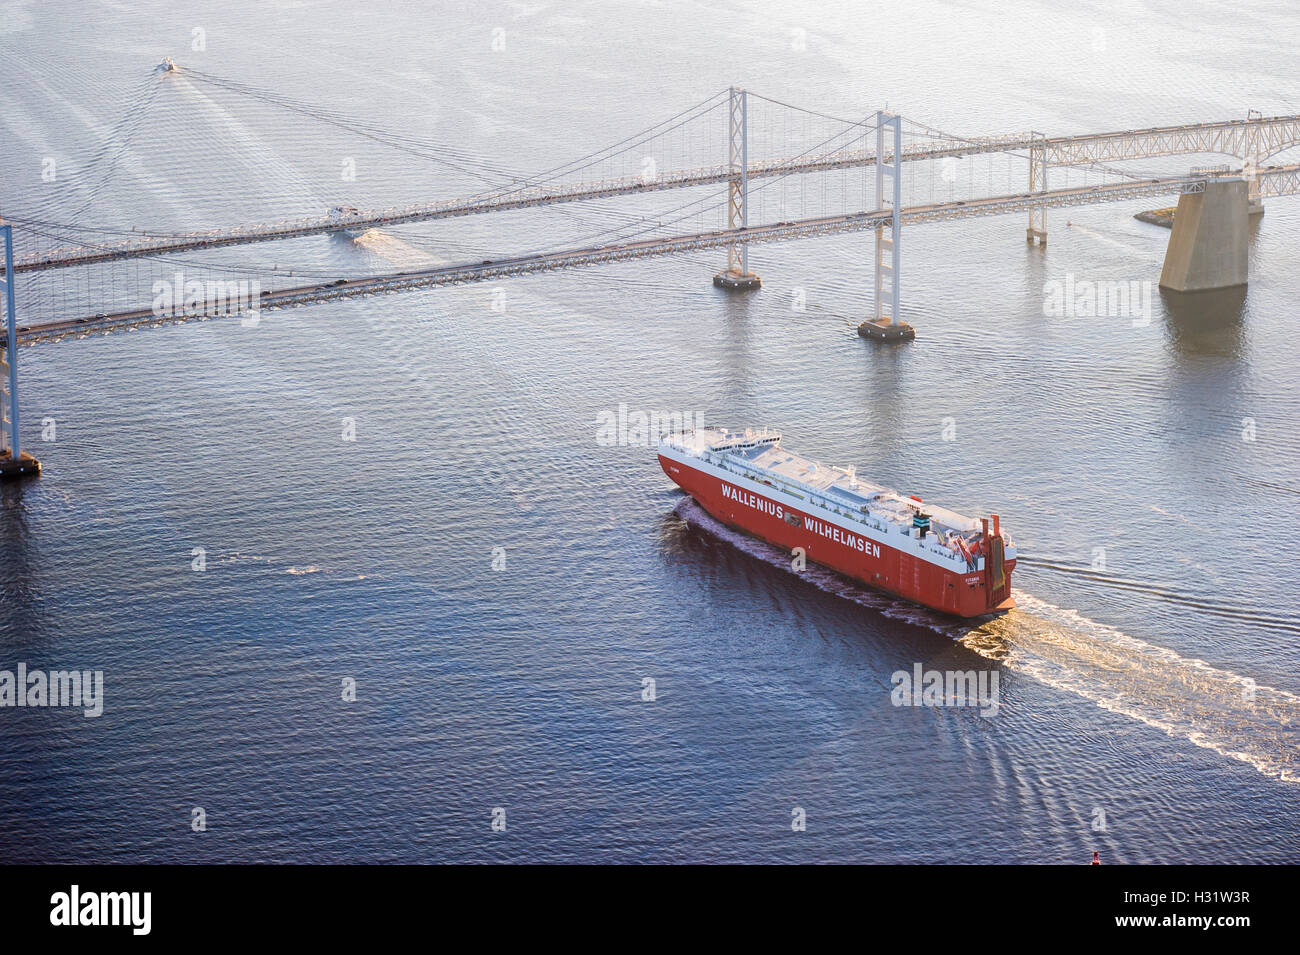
top-left (0, 0), bottom-right (1297, 863)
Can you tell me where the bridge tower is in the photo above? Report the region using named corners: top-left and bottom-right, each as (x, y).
top-left (713, 86), bottom-right (761, 291)
top-left (1026, 130), bottom-right (1048, 246)
top-left (859, 111), bottom-right (914, 341)
top-left (0, 224), bottom-right (40, 479)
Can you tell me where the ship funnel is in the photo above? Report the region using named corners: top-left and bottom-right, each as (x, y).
top-left (847, 466), bottom-right (857, 487)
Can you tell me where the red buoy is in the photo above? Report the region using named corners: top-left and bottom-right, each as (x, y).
top-left (1091, 851), bottom-right (1101, 865)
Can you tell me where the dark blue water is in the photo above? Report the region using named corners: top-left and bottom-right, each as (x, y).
top-left (0, 0), bottom-right (1297, 863)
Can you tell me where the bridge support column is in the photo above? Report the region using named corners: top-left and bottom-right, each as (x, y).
top-left (1158, 178), bottom-right (1249, 292)
top-left (1244, 154), bottom-right (1265, 217)
top-left (1026, 132), bottom-right (1048, 246)
top-left (0, 225), bottom-right (40, 479)
top-left (714, 87), bottom-right (760, 291)
top-left (859, 111), bottom-right (913, 341)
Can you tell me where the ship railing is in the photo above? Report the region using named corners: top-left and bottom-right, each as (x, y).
top-left (715, 450), bottom-right (971, 569)
top-left (710, 455), bottom-right (967, 550)
top-left (708, 455), bottom-right (803, 498)
top-left (705, 432), bottom-right (782, 453)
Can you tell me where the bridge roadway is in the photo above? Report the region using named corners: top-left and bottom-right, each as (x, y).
top-left (11, 116), bottom-right (1300, 275)
top-left (14, 164), bottom-right (1300, 345)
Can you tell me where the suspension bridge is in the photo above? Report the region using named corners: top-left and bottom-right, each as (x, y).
top-left (2, 63), bottom-right (1298, 477)
top-left (12, 112), bottom-right (1300, 275)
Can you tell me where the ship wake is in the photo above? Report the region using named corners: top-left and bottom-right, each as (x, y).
top-left (350, 229), bottom-right (445, 269)
top-left (673, 496), bottom-right (1300, 783)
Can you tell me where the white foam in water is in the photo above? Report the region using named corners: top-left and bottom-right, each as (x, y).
top-left (674, 496), bottom-right (1300, 783)
top-left (352, 230), bottom-right (445, 268)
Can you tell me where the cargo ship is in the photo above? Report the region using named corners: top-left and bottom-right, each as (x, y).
top-left (659, 428), bottom-right (1015, 617)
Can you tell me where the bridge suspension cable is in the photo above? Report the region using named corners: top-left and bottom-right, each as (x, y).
top-left (182, 65), bottom-right (731, 200)
top-left (526, 110), bottom-right (880, 255)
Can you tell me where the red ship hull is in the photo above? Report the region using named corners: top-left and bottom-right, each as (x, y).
top-left (660, 454), bottom-right (1015, 617)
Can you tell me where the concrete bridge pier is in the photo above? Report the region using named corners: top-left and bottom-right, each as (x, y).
top-left (1158, 178), bottom-right (1249, 293)
top-left (713, 254), bottom-right (761, 291)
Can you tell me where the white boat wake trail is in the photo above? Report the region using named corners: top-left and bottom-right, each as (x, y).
top-left (351, 229), bottom-right (445, 269)
top-left (674, 497), bottom-right (1300, 783)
